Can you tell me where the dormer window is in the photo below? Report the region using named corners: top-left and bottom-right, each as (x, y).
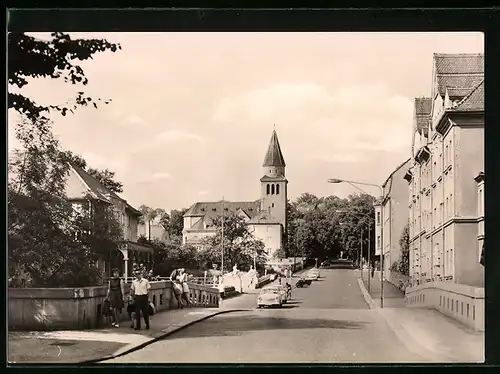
top-left (224, 208), bottom-right (228, 211)
top-left (201, 208), bottom-right (205, 212)
top-left (249, 208), bottom-right (253, 211)
top-left (212, 208), bottom-right (216, 212)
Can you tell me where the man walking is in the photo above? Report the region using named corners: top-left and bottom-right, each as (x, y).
top-left (130, 268), bottom-right (151, 330)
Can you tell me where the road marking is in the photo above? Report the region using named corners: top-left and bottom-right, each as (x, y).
top-left (56, 345), bottom-right (61, 357)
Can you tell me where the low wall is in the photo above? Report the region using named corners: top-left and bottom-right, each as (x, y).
top-left (388, 271), bottom-right (411, 292)
top-left (9, 281), bottom-right (219, 331)
top-left (255, 275), bottom-right (271, 289)
top-left (405, 282), bottom-right (484, 332)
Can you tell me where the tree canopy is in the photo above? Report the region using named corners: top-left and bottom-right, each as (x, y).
top-left (8, 32), bottom-right (121, 123)
top-left (8, 117), bottom-right (122, 287)
top-left (285, 192), bottom-right (376, 264)
top-left (199, 213), bottom-right (266, 272)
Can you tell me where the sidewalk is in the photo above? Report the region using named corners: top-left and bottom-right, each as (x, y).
top-left (356, 270), bottom-right (484, 362)
top-left (379, 307), bottom-right (484, 362)
top-left (8, 306), bottom-right (234, 364)
top-left (360, 269), bottom-right (405, 308)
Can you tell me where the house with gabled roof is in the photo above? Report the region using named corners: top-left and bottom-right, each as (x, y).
top-left (405, 53), bottom-right (484, 288)
top-left (182, 129), bottom-right (288, 261)
top-left (65, 162), bottom-right (153, 281)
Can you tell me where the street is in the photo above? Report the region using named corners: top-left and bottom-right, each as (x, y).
top-left (108, 269), bottom-right (430, 363)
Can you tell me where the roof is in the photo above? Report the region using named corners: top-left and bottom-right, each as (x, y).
top-left (452, 79), bottom-right (484, 112)
top-left (263, 130), bottom-right (286, 167)
top-left (414, 97), bottom-right (432, 135)
top-left (184, 200), bottom-right (262, 219)
top-left (247, 210), bottom-right (281, 225)
top-left (433, 53), bottom-right (484, 97)
top-left (260, 175), bottom-right (287, 183)
top-left (68, 163), bottom-right (141, 215)
top-left (382, 158), bottom-right (412, 188)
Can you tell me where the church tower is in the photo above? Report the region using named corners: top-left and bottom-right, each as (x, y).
top-left (260, 128), bottom-right (288, 231)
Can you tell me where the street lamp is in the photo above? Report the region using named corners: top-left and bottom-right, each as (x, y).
top-left (328, 178), bottom-right (385, 308)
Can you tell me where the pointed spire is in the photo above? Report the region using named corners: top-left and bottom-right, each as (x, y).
top-left (263, 129), bottom-right (286, 167)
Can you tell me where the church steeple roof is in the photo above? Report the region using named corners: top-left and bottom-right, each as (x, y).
top-left (262, 128), bottom-right (286, 167)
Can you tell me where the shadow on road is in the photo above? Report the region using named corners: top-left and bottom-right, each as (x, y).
top-left (163, 314), bottom-right (370, 340)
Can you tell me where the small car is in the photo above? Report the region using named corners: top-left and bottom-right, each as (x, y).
top-left (307, 268), bottom-right (320, 281)
top-left (257, 287), bottom-right (283, 308)
top-left (268, 285), bottom-right (288, 303)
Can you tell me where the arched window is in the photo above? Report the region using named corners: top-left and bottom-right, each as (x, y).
top-left (266, 184), bottom-right (270, 195)
top-left (276, 184), bottom-right (280, 195)
top-left (271, 184), bottom-right (275, 195)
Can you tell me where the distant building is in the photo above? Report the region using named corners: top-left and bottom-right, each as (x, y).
top-left (65, 163), bottom-right (153, 280)
top-left (378, 158), bottom-right (411, 280)
top-left (182, 130), bottom-right (288, 261)
top-left (137, 217), bottom-right (169, 243)
top-left (406, 53), bottom-right (484, 287)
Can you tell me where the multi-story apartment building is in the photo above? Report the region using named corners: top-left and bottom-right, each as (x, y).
top-left (65, 162), bottom-right (153, 280)
top-left (379, 158), bottom-right (411, 280)
top-left (406, 53), bottom-right (484, 288)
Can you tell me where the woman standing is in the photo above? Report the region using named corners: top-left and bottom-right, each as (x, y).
top-left (107, 268), bottom-right (125, 328)
top-left (178, 268), bottom-right (191, 307)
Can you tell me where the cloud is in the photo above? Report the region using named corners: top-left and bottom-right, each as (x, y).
top-left (198, 190), bottom-right (209, 196)
top-left (156, 129), bottom-right (205, 143)
top-left (123, 115), bottom-right (145, 126)
top-left (151, 172), bottom-right (171, 180)
top-left (213, 82), bottom-right (413, 162)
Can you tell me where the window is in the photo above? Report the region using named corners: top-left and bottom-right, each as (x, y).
top-left (276, 184), bottom-right (280, 195)
top-left (271, 184), bottom-right (275, 195)
top-left (376, 212), bottom-right (381, 225)
top-left (377, 236), bottom-right (381, 248)
top-left (266, 184), bottom-right (270, 195)
top-left (272, 203), bottom-right (275, 208)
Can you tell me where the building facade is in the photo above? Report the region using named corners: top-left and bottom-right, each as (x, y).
top-left (406, 53), bottom-right (484, 288)
top-left (379, 158), bottom-right (411, 279)
top-left (182, 130), bottom-right (288, 260)
top-left (65, 163), bottom-right (153, 280)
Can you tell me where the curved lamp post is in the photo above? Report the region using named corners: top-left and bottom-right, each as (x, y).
top-left (328, 178), bottom-right (385, 308)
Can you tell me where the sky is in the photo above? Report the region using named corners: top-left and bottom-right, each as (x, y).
top-left (8, 32), bottom-right (484, 211)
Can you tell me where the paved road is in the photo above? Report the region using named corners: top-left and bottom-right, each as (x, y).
top-left (108, 269), bottom-right (430, 364)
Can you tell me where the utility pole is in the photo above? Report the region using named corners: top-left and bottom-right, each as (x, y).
top-left (360, 228), bottom-right (363, 270)
top-left (221, 197), bottom-right (225, 275)
top-left (368, 223), bottom-right (371, 292)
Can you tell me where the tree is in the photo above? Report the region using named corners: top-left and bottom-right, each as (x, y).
top-left (87, 168), bottom-right (123, 194)
top-left (8, 116), bottom-right (122, 287)
top-left (166, 208), bottom-right (188, 241)
top-left (398, 223), bottom-right (410, 276)
top-left (8, 32), bottom-right (121, 123)
top-left (200, 213), bottom-right (266, 272)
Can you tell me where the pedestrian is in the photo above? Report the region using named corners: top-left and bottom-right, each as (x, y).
top-left (170, 268), bottom-right (184, 308)
top-left (178, 268), bottom-right (192, 307)
top-left (371, 260), bottom-right (375, 278)
top-left (106, 268), bottom-right (125, 328)
top-left (130, 268), bottom-right (151, 330)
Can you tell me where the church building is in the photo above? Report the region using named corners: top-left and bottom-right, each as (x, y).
top-left (182, 129), bottom-right (288, 260)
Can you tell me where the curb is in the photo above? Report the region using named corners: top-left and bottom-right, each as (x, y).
top-left (79, 308), bottom-right (250, 364)
top-left (356, 277), bottom-right (378, 309)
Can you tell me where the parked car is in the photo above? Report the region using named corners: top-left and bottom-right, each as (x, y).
top-left (257, 287), bottom-right (283, 308)
top-left (268, 285), bottom-right (288, 303)
top-left (306, 268), bottom-right (320, 281)
top-left (320, 259), bottom-right (355, 269)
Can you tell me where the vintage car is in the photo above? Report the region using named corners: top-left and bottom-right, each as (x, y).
top-left (306, 268), bottom-right (320, 281)
top-left (257, 287), bottom-right (283, 308)
top-left (267, 285), bottom-right (288, 303)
